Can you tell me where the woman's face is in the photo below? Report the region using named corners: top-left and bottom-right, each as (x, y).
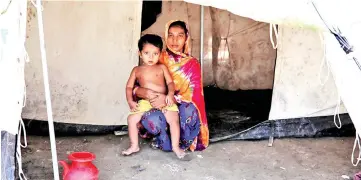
top-left (167, 26), bottom-right (186, 53)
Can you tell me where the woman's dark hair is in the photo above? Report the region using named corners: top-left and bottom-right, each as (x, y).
top-left (138, 34), bottom-right (163, 51)
top-left (168, 20), bottom-right (188, 35)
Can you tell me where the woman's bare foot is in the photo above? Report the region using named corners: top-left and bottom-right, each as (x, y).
top-left (122, 146), bottom-right (140, 156)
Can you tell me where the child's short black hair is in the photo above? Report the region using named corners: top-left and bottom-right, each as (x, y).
top-left (138, 34), bottom-right (163, 51)
top-left (168, 20), bottom-right (188, 35)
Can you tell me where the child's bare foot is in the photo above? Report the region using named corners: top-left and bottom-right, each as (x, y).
top-left (122, 146), bottom-right (140, 156)
top-left (173, 148), bottom-right (192, 161)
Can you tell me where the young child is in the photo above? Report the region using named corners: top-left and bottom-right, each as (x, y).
top-left (122, 34), bottom-right (187, 159)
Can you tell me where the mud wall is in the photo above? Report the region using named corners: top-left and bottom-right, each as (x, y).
top-left (142, 1), bottom-right (277, 90)
top-left (22, 1), bottom-right (142, 125)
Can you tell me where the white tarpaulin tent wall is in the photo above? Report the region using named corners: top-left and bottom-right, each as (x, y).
top-left (22, 1), bottom-right (142, 126)
top-left (1, 0), bottom-right (28, 179)
top-left (185, 0), bottom-right (361, 165)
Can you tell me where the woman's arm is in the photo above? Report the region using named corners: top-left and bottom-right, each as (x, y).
top-left (134, 87), bottom-right (159, 100)
top-left (161, 64), bottom-right (175, 97)
top-left (149, 91), bottom-right (180, 109)
top-left (147, 65), bottom-right (178, 108)
top-left (149, 93), bottom-right (167, 109)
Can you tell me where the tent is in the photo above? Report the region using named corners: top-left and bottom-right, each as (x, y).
top-left (1, 0), bottom-right (361, 179)
top-left (183, 0), bottom-right (361, 165)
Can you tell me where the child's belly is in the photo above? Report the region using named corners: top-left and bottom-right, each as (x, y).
top-left (141, 82), bottom-right (167, 94)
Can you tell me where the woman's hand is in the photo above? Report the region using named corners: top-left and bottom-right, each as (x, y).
top-left (166, 94), bottom-right (176, 106)
top-left (149, 93), bottom-right (167, 109)
top-left (135, 87), bottom-right (158, 100)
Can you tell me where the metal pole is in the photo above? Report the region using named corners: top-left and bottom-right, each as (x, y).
top-left (35, 0), bottom-right (60, 179)
top-left (200, 5), bottom-right (204, 77)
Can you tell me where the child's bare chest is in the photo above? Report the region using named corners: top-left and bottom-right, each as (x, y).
top-left (137, 66), bottom-right (164, 84)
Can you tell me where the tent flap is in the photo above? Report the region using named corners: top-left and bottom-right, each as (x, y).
top-left (268, 26), bottom-right (347, 120)
top-left (184, 0), bottom-right (328, 31)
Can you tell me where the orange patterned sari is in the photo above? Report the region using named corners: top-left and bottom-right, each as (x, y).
top-left (160, 20), bottom-right (209, 151)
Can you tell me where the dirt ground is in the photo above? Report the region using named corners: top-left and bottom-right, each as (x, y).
top-left (19, 135), bottom-right (360, 180)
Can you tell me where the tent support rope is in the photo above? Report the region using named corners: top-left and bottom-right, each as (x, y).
top-left (318, 32), bottom-right (342, 129)
top-left (352, 133), bottom-right (361, 166)
top-left (312, 1), bottom-right (361, 166)
top-left (269, 23), bottom-right (278, 49)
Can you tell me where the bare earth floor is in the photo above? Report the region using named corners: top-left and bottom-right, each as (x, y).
top-left (19, 135), bottom-right (360, 180)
